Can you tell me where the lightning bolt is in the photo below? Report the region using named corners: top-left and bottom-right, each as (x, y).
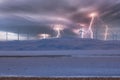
top-left (98, 18), bottom-right (109, 40)
top-left (89, 15), bottom-right (95, 39)
top-left (56, 29), bottom-right (61, 38)
top-left (52, 24), bottom-right (64, 38)
top-left (104, 25), bottom-right (109, 40)
top-left (88, 13), bottom-right (97, 39)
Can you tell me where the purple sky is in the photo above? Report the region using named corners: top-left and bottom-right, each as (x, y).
top-left (0, 0), bottom-right (120, 39)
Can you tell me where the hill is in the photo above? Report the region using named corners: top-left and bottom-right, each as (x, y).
top-left (0, 37), bottom-right (120, 50)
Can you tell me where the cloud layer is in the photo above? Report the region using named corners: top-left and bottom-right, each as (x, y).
top-left (0, 0), bottom-right (120, 38)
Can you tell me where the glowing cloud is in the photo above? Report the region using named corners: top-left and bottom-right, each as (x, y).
top-left (38, 34), bottom-right (50, 39)
top-left (52, 24), bottom-right (65, 38)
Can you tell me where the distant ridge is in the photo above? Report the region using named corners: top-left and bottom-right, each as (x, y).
top-left (0, 37), bottom-right (120, 50)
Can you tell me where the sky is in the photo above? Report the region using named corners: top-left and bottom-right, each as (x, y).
top-left (0, 0), bottom-right (120, 40)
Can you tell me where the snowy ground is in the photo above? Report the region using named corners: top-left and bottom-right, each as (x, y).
top-left (0, 50), bottom-right (120, 56)
top-left (0, 50), bottom-right (120, 77)
top-left (0, 38), bottom-right (120, 50)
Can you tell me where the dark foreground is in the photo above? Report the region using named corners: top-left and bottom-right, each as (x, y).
top-left (0, 77), bottom-right (120, 80)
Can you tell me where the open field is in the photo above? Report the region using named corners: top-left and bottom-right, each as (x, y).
top-left (0, 50), bottom-right (120, 77)
top-left (0, 50), bottom-right (119, 56)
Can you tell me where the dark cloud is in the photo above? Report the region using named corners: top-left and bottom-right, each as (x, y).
top-left (0, 0), bottom-right (118, 15)
top-left (0, 0), bottom-right (120, 38)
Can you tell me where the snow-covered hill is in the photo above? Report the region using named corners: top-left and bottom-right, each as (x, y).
top-left (0, 37), bottom-right (120, 50)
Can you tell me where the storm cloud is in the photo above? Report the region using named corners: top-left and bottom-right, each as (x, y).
top-left (0, 0), bottom-right (120, 39)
